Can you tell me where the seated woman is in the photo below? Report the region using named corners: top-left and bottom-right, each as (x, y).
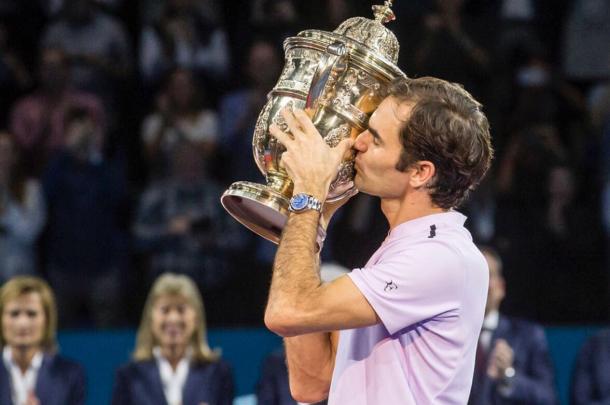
top-left (0, 276), bottom-right (85, 405)
top-left (111, 273), bottom-right (234, 405)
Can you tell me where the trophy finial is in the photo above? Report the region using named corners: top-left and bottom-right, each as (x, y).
top-left (372, 0), bottom-right (395, 24)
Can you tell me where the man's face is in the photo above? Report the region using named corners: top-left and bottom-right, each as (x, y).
top-left (39, 49), bottom-right (69, 92)
top-left (484, 252), bottom-right (505, 315)
top-left (352, 97), bottom-right (412, 198)
top-left (247, 42), bottom-right (280, 87)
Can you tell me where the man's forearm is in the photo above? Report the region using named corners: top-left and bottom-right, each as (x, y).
top-left (265, 210), bottom-right (322, 336)
top-left (283, 332), bottom-right (336, 403)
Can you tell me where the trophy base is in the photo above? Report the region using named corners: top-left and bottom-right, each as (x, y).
top-left (220, 181), bottom-right (289, 244)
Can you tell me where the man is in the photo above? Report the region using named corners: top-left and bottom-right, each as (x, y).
top-left (571, 328), bottom-right (610, 404)
top-left (257, 263), bottom-right (348, 405)
top-left (469, 246), bottom-right (557, 404)
top-left (264, 76), bottom-right (493, 404)
top-left (42, 107), bottom-right (128, 328)
top-left (10, 46), bottom-right (105, 176)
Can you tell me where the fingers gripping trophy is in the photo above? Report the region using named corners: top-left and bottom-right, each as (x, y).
top-left (221, 1), bottom-right (406, 243)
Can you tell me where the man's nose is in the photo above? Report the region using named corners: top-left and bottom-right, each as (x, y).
top-left (353, 131), bottom-right (368, 152)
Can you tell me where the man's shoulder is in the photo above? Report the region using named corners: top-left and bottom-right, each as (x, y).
top-left (500, 315), bottom-right (546, 337)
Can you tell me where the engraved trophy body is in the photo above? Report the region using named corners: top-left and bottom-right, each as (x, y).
top-left (221, 1), bottom-right (405, 243)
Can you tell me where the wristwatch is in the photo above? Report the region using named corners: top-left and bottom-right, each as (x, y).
top-left (289, 193), bottom-right (322, 213)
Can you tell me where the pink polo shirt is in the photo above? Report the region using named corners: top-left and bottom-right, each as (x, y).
top-left (330, 211), bottom-right (488, 404)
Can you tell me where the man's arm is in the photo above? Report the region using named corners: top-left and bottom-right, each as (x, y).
top-left (491, 326), bottom-right (557, 404)
top-left (283, 331), bottom-right (339, 403)
top-left (265, 107), bottom-right (378, 336)
top-left (264, 108), bottom-right (379, 402)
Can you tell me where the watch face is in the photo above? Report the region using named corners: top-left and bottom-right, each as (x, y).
top-left (290, 193), bottom-right (309, 211)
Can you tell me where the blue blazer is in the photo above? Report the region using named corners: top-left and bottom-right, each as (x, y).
top-left (256, 349), bottom-right (327, 405)
top-left (571, 328), bottom-right (610, 405)
top-left (469, 315), bottom-right (557, 405)
top-left (111, 358), bottom-right (234, 405)
top-left (257, 349), bottom-right (294, 405)
top-left (0, 353), bottom-right (85, 405)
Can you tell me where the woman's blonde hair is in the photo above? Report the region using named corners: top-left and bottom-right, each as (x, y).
top-left (0, 276), bottom-right (58, 352)
top-left (133, 273), bottom-right (219, 363)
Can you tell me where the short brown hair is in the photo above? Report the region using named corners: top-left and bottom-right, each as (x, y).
top-left (0, 276), bottom-right (58, 352)
top-left (389, 76), bottom-right (493, 209)
top-left (133, 273), bottom-right (220, 363)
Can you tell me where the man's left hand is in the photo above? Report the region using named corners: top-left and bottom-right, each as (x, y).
top-left (487, 339), bottom-right (514, 380)
top-left (269, 107), bottom-right (353, 202)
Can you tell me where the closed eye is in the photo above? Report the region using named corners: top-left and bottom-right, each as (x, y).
top-left (369, 127), bottom-right (383, 146)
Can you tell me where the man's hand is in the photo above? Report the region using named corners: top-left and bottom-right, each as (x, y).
top-left (269, 107), bottom-right (353, 202)
top-left (487, 339), bottom-right (515, 380)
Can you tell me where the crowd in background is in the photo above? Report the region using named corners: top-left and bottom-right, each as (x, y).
top-left (0, 0), bottom-right (608, 331)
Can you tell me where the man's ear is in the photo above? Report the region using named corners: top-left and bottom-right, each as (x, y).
top-left (408, 160), bottom-right (436, 189)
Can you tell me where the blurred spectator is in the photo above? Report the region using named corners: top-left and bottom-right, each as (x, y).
top-left (328, 193), bottom-right (387, 270)
top-left (495, 120), bottom-right (605, 321)
top-left (590, 82), bottom-right (610, 235)
top-left (139, 0), bottom-right (229, 88)
top-left (142, 67), bottom-right (219, 180)
top-left (9, 46), bottom-right (105, 176)
top-left (140, 0), bottom-right (223, 31)
top-left (256, 263), bottom-right (347, 405)
top-left (563, 0), bottom-right (610, 85)
top-left (111, 273), bottom-right (234, 405)
top-left (250, 0), bottom-right (300, 42)
top-left (413, 0), bottom-right (491, 101)
top-left (504, 43), bottom-right (587, 154)
top-left (0, 22), bottom-right (32, 127)
top-left (0, 132), bottom-right (46, 283)
top-left (219, 39), bottom-right (281, 183)
top-left (134, 141), bottom-right (246, 294)
top-left (462, 174), bottom-right (496, 244)
top-left (0, 276), bottom-right (85, 404)
top-left (41, 0), bottom-right (132, 118)
top-left (571, 328), bottom-right (610, 405)
top-left (536, 164), bottom-right (606, 322)
top-left (42, 107), bottom-right (129, 328)
top-left (468, 247), bottom-right (557, 405)
top-left (45, 0), bottom-right (127, 16)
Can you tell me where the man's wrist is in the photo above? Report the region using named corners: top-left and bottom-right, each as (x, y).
top-left (498, 366), bottom-right (515, 395)
top-left (292, 183), bottom-right (328, 203)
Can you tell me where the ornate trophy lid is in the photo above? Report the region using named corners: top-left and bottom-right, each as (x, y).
top-left (333, 1), bottom-right (398, 64)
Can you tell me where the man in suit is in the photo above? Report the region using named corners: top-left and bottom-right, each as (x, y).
top-left (468, 246), bottom-right (557, 404)
top-left (571, 328), bottom-right (610, 404)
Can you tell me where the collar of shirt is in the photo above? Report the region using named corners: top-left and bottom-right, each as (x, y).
top-left (153, 346), bottom-right (192, 405)
top-left (2, 346), bottom-right (44, 405)
top-left (480, 310), bottom-right (500, 351)
top-left (386, 211), bottom-right (467, 241)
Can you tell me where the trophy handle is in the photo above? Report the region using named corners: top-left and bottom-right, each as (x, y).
top-left (306, 41), bottom-right (349, 110)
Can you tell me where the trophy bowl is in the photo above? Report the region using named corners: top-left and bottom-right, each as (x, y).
top-left (221, 1), bottom-right (406, 243)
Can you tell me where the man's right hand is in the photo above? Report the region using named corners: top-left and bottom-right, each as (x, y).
top-left (487, 339), bottom-right (515, 380)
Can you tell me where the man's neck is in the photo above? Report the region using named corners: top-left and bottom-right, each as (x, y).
top-left (380, 192), bottom-right (446, 229)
